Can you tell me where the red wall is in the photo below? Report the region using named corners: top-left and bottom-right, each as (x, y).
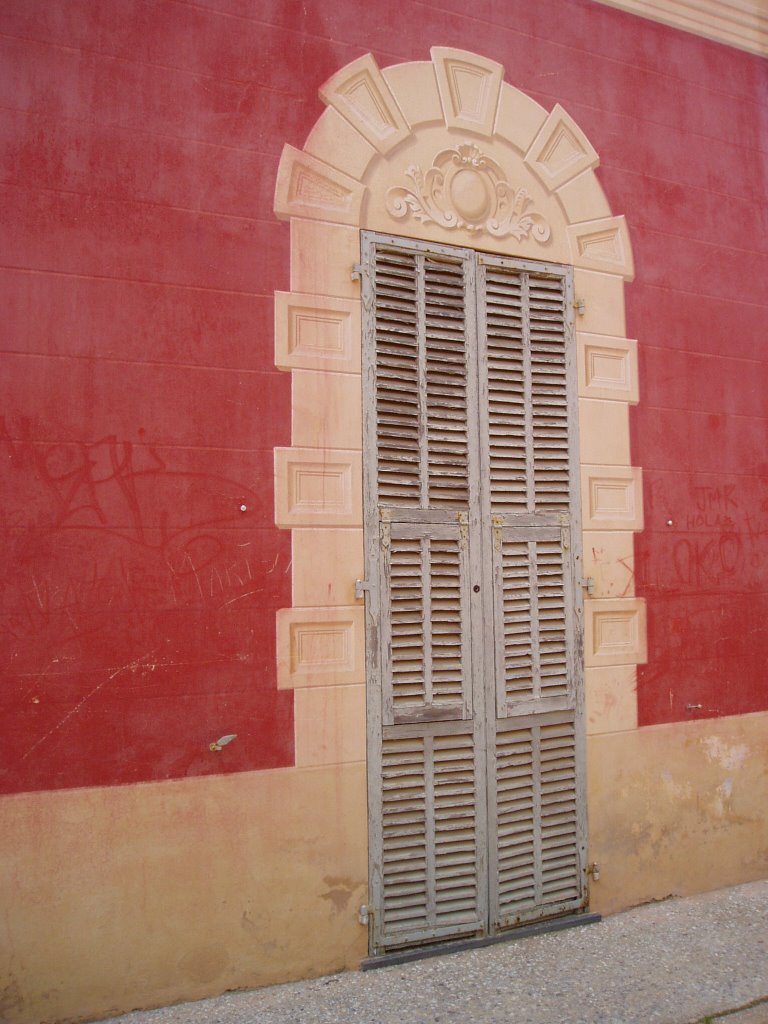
top-left (1, 0), bottom-right (766, 793)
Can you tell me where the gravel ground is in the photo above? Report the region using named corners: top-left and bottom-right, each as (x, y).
top-left (96, 880), bottom-right (768, 1024)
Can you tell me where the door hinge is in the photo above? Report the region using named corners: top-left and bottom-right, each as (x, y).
top-left (573, 297), bottom-right (586, 315)
top-left (355, 579), bottom-right (372, 600)
top-left (358, 903), bottom-right (371, 926)
top-left (580, 576), bottom-right (595, 597)
top-left (351, 262), bottom-right (364, 281)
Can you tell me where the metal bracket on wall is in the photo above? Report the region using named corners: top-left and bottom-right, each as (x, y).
top-left (355, 578), bottom-right (372, 600)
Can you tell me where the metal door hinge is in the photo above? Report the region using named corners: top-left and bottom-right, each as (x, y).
top-left (351, 263), bottom-right (364, 281)
top-left (355, 579), bottom-right (372, 600)
top-left (580, 577), bottom-right (595, 597)
top-left (588, 862), bottom-right (600, 881)
top-left (574, 297), bottom-right (586, 315)
top-left (358, 903), bottom-right (370, 926)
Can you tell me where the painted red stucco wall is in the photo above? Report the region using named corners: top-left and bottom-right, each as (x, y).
top-left (1, 0), bottom-right (766, 794)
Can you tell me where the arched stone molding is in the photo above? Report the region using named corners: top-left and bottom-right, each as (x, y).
top-left (273, 47), bottom-right (645, 767)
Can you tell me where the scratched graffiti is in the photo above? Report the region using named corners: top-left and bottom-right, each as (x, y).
top-left (1, 415), bottom-right (294, 790)
top-left (637, 477), bottom-right (768, 593)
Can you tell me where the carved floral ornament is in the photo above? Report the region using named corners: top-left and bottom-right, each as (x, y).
top-left (385, 143), bottom-right (551, 242)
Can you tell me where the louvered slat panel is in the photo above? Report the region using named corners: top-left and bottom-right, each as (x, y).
top-left (493, 714), bottom-right (583, 928)
top-left (494, 527), bottom-right (571, 712)
top-left (433, 734), bottom-right (479, 923)
top-left (536, 539), bottom-right (569, 700)
top-left (374, 248), bottom-right (421, 506)
top-left (384, 523), bottom-right (470, 723)
top-left (424, 256), bottom-right (470, 508)
top-left (529, 274), bottom-right (570, 512)
top-left (483, 267), bottom-right (527, 513)
top-left (381, 729), bottom-right (483, 944)
top-left (539, 721), bottom-right (580, 903)
top-left (495, 726), bottom-right (536, 914)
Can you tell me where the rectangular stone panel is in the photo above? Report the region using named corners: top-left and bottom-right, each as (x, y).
top-left (275, 447), bottom-right (363, 527)
top-left (276, 606), bottom-right (365, 688)
top-left (578, 333), bottom-right (639, 403)
top-left (585, 598), bottom-right (647, 667)
top-left (581, 466), bottom-right (643, 531)
top-left (292, 528), bottom-right (364, 607)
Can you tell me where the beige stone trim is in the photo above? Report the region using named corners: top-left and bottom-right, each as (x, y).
top-left (585, 597), bottom-right (648, 667)
top-left (274, 49), bottom-right (644, 757)
top-left (573, 270), bottom-right (627, 337)
top-left (275, 291), bottom-right (361, 374)
top-left (494, 83), bottom-right (548, 153)
top-left (585, 664), bottom-right (638, 735)
top-left (382, 62), bottom-right (444, 128)
top-left (556, 171), bottom-right (612, 226)
top-left (430, 46), bottom-right (504, 136)
top-left (583, 530), bottom-right (636, 598)
top-left (294, 684), bottom-right (366, 766)
top-left (582, 465), bottom-right (644, 531)
top-left (292, 528), bottom-right (364, 607)
top-left (304, 107), bottom-right (377, 181)
top-left (276, 606), bottom-right (365, 689)
top-left (578, 333), bottom-right (639, 404)
top-left (274, 145), bottom-right (365, 225)
top-left (274, 447), bottom-right (363, 527)
top-left (568, 216), bottom-right (635, 280)
top-left (594, 0), bottom-right (768, 58)
top-left (292, 371), bottom-right (362, 449)
top-left (525, 103), bottom-right (600, 191)
top-left (290, 221), bottom-right (361, 298)
top-left (320, 53), bottom-right (411, 154)
top-left (578, 398), bottom-right (631, 465)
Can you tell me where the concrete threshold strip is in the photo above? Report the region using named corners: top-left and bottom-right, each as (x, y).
top-left (361, 910), bottom-right (601, 970)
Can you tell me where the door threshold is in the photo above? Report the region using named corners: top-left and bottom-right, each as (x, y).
top-left (360, 911), bottom-right (601, 971)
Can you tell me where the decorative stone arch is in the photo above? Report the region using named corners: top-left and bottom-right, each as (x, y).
top-left (272, 48), bottom-right (645, 770)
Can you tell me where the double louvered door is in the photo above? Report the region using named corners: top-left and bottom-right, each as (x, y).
top-left (361, 233), bottom-right (587, 956)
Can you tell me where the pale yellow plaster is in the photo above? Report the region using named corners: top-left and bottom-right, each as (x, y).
top-left (585, 664), bottom-right (638, 734)
top-left (304, 107), bottom-right (378, 181)
top-left (276, 605), bottom-right (366, 689)
top-left (587, 711), bottom-right (768, 914)
top-left (292, 370), bottom-right (362, 449)
top-left (583, 530), bottom-right (636, 598)
top-left (292, 528), bottom-right (364, 607)
top-left (290, 220), bottom-right (361, 299)
top-left (578, 398), bottom-right (630, 466)
top-left (382, 62), bottom-right (444, 128)
top-left (294, 684), bottom-right (367, 766)
top-left (0, 769), bottom-right (367, 1024)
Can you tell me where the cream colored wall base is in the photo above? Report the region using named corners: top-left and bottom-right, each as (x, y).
top-left (587, 711), bottom-right (768, 915)
top-left (0, 765), bottom-right (367, 1024)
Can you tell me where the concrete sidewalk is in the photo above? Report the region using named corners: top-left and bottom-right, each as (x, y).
top-left (97, 879), bottom-right (768, 1024)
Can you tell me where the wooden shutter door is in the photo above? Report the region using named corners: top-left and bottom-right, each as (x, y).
top-left (476, 254), bottom-right (587, 931)
top-left (362, 235), bottom-right (489, 954)
top-left (362, 235), bottom-right (587, 955)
